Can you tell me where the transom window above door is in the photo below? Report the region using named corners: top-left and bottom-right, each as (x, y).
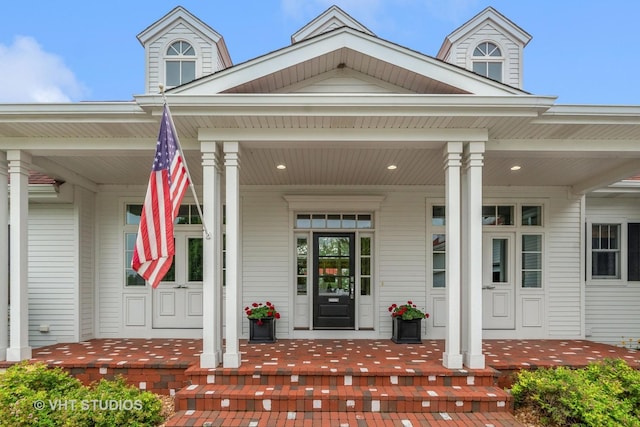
top-left (295, 213), bottom-right (373, 229)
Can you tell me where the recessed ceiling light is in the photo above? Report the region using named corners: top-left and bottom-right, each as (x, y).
top-left (276, 164), bottom-right (286, 170)
top-left (510, 165), bottom-right (522, 171)
top-left (387, 164), bottom-right (397, 170)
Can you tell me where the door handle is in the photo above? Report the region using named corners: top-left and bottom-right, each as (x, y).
top-left (482, 285), bottom-right (496, 290)
top-left (173, 284), bottom-right (189, 289)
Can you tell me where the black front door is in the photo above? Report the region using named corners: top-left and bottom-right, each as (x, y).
top-left (313, 233), bottom-right (355, 329)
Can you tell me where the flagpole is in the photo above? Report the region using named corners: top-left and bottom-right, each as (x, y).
top-left (160, 86), bottom-right (211, 239)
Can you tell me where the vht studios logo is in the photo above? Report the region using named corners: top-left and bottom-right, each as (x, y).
top-left (33, 399), bottom-right (144, 411)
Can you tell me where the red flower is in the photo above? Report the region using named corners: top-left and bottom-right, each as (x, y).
top-left (252, 302), bottom-right (259, 307)
top-left (275, 313), bottom-right (281, 319)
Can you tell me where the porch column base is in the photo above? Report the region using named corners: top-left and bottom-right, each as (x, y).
top-left (464, 352), bottom-right (485, 369)
top-left (7, 346), bottom-right (31, 362)
top-left (223, 352), bottom-right (241, 368)
top-left (442, 352), bottom-right (463, 369)
top-left (0, 347), bottom-right (6, 361)
top-left (200, 352), bottom-right (221, 369)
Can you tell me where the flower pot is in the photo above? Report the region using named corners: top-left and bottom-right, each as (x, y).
top-left (248, 317), bottom-right (276, 343)
top-left (391, 317), bottom-right (422, 344)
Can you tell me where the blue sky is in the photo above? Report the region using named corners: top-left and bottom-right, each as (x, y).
top-left (1, 0), bottom-right (638, 105)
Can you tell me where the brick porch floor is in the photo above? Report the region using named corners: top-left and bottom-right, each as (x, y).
top-left (2, 339), bottom-right (638, 426)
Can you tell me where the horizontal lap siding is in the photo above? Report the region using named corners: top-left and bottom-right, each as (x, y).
top-left (28, 205), bottom-right (76, 347)
top-left (546, 197), bottom-right (583, 337)
top-left (77, 188), bottom-right (95, 341)
top-left (586, 197), bottom-right (640, 345)
top-left (96, 193), bottom-right (124, 336)
top-left (378, 192), bottom-right (426, 336)
top-left (242, 194), bottom-right (290, 338)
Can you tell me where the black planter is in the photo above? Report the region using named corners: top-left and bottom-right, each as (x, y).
top-left (391, 317), bottom-right (422, 344)
top-left (248, 317), bottom-right (276, 343)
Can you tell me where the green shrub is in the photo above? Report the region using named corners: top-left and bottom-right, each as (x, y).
top-left (0, 361), bottom-right (164, 427)
top-left (511, 358), bottom-right (640, 426)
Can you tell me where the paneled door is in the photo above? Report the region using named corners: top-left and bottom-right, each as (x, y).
top-left (482, 233), bottom-right (516, 329)
top-left (313, 233), bottom-right (355, 329)
top-left (153, 232), bottom-right (203, 328)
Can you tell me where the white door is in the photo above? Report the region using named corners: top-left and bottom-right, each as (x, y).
top-left (482, 233), bottom-right (515, 329)
top-left (153, 232), bottom-right (203, 328)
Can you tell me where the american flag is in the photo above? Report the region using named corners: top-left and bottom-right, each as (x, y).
top-left (131, 105), bottom-right (189, 288)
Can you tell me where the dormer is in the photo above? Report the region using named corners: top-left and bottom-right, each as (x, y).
top-left (291, 5), bottom-right (375, 43)
top-left (137, 6), bottom-right (232, 94)
top-left (436, 7), bottom-right (531, 89)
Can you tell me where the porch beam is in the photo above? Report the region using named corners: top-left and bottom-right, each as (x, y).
top-left (442, 142), bottom-right (463, 369)
top-left (463, 142), bottom-right (485, 369)
top-left (6, 150), bottom-right (32, 361)
top-left (200, 141), bottom-right (223, 368)
top-left (199, 128), bottom-right (488, 145)
top-left (0, 152), bottom-right (7, 360)
top-left (223, 142), bottom-right (242, 368)
top-left (571, 159), bottom-right (640, 195)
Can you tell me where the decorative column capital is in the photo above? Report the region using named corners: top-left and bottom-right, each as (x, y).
top-left (464, 141), bottom-right (485, 169)
top-left (443, 142), bottom-right (463, 169)
top-left (223, 142), bottom-right (240, 168)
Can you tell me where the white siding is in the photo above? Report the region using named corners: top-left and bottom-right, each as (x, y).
top-left (76, 188), bottom-right (95, 341)
top-left (377, 192), bottom-right (427, 337)
top-left (147, 23), bottom-right (222, 94)
top-left (546, 196), bottom-right (583, 337)
top-left (450, 22), bottom-right (523, 88)
top-left (28, 204), bottom-right (76, 347)
top-left (95, 192), bottom-right (125, 336)
top-left (586, 197), bottom-right (640, 345)
top-left (241, 193), bottom-right (291, 338)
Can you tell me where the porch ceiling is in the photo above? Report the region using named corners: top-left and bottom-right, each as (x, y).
top-left (2, 100), bottom-right (640, 192)
top-left (26, 146), bottom-right (640, 191)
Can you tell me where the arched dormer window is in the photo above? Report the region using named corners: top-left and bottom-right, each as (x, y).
top-left (165, 41), bottom-right (196, 87)
top-left (472, 42), bottom-right (503, 82)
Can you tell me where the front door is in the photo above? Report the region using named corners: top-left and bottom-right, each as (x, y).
top-left (313, 233), bottom-right (355, 329)
top-left (482, 233), bottom-right (515, 329)
top-left (153, 232), bottom-right (203, 328)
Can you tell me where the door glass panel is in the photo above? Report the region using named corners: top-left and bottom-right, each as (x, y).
top-left (360, 236), bottom-right (372, 295)
top-left (187, 238), bottom-right (203, 282)
top-left (492, 238), bottom-right (508, 283)
top-left (432, 234), bottom-right (446, 288)
top-left (318, 236), bottom-right (351, 296)
top-left (296, 237), bottom-right (308, 295)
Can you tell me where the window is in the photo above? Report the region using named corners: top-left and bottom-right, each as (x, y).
top-left (296, 236), bottom-right (308, 295)
top-left (483, 205), bottom-right (514, 226)
top-left (629, 223), bottom-right (640, 281)
top-left (472, 42), bottom-right (503, 82)
top-left (522, 235), bottom-right (542, 288)
top-left (432, 234), bottom-right (446, 287)
top-left (165, 41), bottom-right (196, 87)
top-left (522, 206), bottom-right (542, 226)
top-left (360, 236), bottom-right (372, 295)
top-left (295, 213), bottom-right (373, 229)
top-left (592, 224), bottom-right (621, 279)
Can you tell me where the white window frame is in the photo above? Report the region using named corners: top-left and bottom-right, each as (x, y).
top-left (470, 41), bottom-right (504, 82)
top-left (587, 218), bottom-right (632, 284)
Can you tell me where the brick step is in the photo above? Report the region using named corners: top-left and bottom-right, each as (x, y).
top-left (174, 384), bottom-right (512, 413)
top-left (186, 365), bottom-right (499, 387)
top-left (165, 409), bottom-right (525, 426)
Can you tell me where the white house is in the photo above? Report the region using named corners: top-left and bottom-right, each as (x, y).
top-left (1, 6), bottom-right (639, 369)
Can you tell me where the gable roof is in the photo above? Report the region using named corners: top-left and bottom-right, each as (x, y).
top-left (291, 5), bottom-right (375, 43)
top-left (437, 6), bottom-right (532, 58)
top-left (136, 6), bottom-right (232, 67)
top-left (167, 25), bottom-right (527, 97)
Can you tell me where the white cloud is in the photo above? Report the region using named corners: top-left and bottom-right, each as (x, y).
top-left (0, 36), bottom-right (88, 103)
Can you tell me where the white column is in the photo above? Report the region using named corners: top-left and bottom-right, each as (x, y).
top-left (0, 152), bottom-right (8, 360)
top-left (442, 142), bottom-right (463, 369)
top-left (7, 150), bottom-right (32, 361)
top-left (200, 141), bottom-right (223, 368)
top-left (463, 142), bottom-right (485, 369)
top-left (223, 142), bottom-right (241, 368)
